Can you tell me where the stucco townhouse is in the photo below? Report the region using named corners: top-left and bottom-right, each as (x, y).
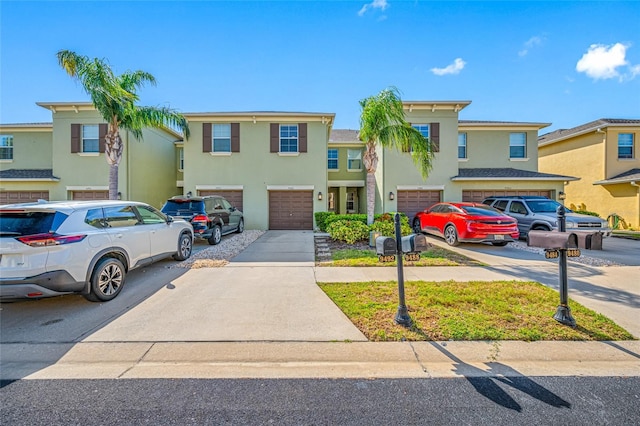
top-left (538, 118), bottom-right (640, 229)
top-left (2, 99), bottom-right (576, 230)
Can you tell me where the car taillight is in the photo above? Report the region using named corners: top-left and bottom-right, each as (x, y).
top-left (16, 233), bottom-right (87, 247)
top-left (192, 215), bottom-right (208, 224)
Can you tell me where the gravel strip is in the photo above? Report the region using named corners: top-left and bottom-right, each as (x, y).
top-left (508, 240), bottom-right (621, 267)
top-left (170, 230), bottom-right (266, 268)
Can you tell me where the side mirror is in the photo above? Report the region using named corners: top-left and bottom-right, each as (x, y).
top-left (166, 215), bottom-right (174, 224)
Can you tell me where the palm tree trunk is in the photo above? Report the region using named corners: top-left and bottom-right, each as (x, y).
top-left (109, 164), bottom-right (119, 200)
top-left (366, 172), bottom-right (376, 225)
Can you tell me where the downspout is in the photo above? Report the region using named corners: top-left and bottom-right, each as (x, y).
top-left (632, 181), bottom-right (640, 227)
top-left (596, 127), bottom-right (606, 181)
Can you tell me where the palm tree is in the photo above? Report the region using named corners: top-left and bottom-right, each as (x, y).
top-left (359, 87), bottom-right (434, 224)
top-left (57, 50), bottom-right (190, 200)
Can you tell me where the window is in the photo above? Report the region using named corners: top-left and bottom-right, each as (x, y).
top-left (213, 124), bottom-right (231, 153)
top-left (509, 201), bottom-right (527, 215)
top-left (82, 125), bottom-right (100, 153)
top-left (179, 148), bottom-right (184, 170)
top-left (347, 149), bottom-right (362, 170)
top-left (412, 124), bottom-right (429, 139)
top-left (0, 135), bottom-right (13, 160)
top-left (618, 133), bottom-right (634, 159)
top-left (103, 206), bottom-right (139, 228)
top-left (135, 205), bottom-right (167, 224)
top-left (346, 192), bottom-right (356, 212)
top-left (280, 125), bottom-right (298, 153)
top-left (328, 192), bottom-right (335, 211)
top-left (509, 132), bottom-right (526, 158)
top-left (328, 149), bottom-right (338, 170)
top-left (458, 133), bottom-right (467, 159)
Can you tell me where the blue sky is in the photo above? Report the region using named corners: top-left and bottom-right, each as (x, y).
top-left (1, 0), bottom-right (639, 134)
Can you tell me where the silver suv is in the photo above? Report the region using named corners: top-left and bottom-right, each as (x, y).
top-left (0, 200), bottom-right (193, 302)
top-left (481, 196), bottom-right (611, 239)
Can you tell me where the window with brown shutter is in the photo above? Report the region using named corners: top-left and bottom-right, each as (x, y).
top-left (231, 123), bottom-right (240, 152)
top-left (298, 123), bottom-right (307, 153)
top-left (430, 122), bottom-right (440, 152)
top-left (71, 124), bottom-right (81, 153)
top-left (270, 123), bottom-right (279, 153)
top-left (202, 123), bottom-right (212, 152)
top-left (99, 124), bottom-right (107, 153)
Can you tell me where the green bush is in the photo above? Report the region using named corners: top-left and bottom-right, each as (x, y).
top-left (370, 220), bottom-right (412, 237)
top-left (325, 214), bottom-right (368, 228)
top-left (314, 212), bottom-right (335, 232)
top-left (327, 220), bottom-right (371, 244)
top-left (574, 210), bottom-right (600, 218)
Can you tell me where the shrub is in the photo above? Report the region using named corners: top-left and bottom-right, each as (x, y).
top-left (327, 220), bottom-right (370, 244)
top-left (574, 210), bottom-right (600, 218)
top-left (325, 214), bottom-right (368, 228)
top-left (370, 220), bottom-right (412, 237)
top-left (314, 212), bottom-right (335, 232)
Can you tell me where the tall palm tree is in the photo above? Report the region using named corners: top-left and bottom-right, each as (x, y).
top-left (359, 87), bottom-right (434, 224)
top-left (57, 50), bottom-right (190, 200)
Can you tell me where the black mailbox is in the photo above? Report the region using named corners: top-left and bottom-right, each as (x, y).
top-left (573, 231), bottom-right (603, 250)
top-left (401, 234), bottom-right (429, 253)
top-left (375, 236), bottom-right (397, 256)
top-left (528, 231), bottom-right (579, 250)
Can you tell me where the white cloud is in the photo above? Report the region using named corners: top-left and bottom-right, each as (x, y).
top-left (431, 58), bottom-right (466, 76)
top-left (518, 36), bottom-right (543, 57)
top-left (358, 0), bottom-right (389, 17)
top-left (576, 43), bottom-right (638, 81)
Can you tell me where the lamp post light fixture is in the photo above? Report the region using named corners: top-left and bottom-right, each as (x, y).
top-left (389, 191), bottom-right (395, 201)
top-left (318, 191), bottom-right (323, 201)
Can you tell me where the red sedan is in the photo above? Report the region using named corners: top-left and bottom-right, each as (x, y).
top-left (413, 202), bottom-right (519, 246)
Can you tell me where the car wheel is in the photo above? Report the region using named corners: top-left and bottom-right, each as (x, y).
top-left (413, 218), bottom-right (422, 234)
top-left (444, 225), bottom-right (460, 246)
top-left (173, 232), bottom-right (192, 261)
top-left (208, 224), bottom-right (222, 245)
top-left (491, 241), bottom-right (509, 247)
top-left (84, 257), bottom-right (125, 302)
top-left (236, 218), bottom-right (244, 234)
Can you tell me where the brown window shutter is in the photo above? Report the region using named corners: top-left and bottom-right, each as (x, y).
top-left (430, 122), bottom-right (440, 152)
top-left (202, 123), bottom-right (212, 152)
top-left (270, 123), bottom-right (279, 153)
top-left (231, 123), bottom-right (240, 152)
top-left (71, 124), bottom-right (81, 153)
top-left (298, 123), bottom-right (307, 153)
top-left (98, 124), bottom-right (107, 153)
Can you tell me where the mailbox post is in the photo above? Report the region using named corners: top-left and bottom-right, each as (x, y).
top-left (394, 213), bottom-right (412, 326)
top-left (554, 205), bottom-right (576, 327)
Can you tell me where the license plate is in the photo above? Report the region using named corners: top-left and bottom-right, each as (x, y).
top-left (494, 235), bottom-right (504, 240)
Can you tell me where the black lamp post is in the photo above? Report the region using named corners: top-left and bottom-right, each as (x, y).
top-left (553, 205), bottom-right (576, 327)
top-left (394, 213), bottom-right (411, 326)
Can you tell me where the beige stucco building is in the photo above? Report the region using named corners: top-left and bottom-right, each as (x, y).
top-left (2, 99), bottom-right (577, 230)
top-left (538, 119), bottom-right (640, 229)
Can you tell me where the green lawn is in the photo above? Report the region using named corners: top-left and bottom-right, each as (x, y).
top-left (321, 247), bottom-right (484, 267)
top-left (319, 280), bottom-right (634, 341)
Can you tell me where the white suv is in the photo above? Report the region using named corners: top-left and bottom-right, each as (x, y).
top-left (0, 200), bottom-right (193, 302)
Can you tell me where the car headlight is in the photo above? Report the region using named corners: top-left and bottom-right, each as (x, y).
top-left (565, 222), bottom-right (577, 228)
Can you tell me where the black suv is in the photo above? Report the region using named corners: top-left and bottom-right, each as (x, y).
top-left (161, 195), bottom-right (244, 245)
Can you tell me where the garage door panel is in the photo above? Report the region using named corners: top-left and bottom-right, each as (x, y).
top-left (72, 191), bottom-right (109, 200)
top-left (397, 190), bottom-right (441, 220)
top-left (462, 190), bottom-right (552, 203)
top-left (198, 190), bottom-right (243, 212)
top-left (269, 191), bottom-right (313, 230)
top-left (0, 191), bottom-right (49, 205)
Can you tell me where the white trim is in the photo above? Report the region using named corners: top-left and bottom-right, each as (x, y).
top-left (196, 184), bottom-right (244, 190)
top-left (210, 152), bottom-right (232, 157)
top-left (77, 153), bottom-right (100, 157)
top-left (458, 158), bottom-right (469, 162)
top-left (176, 180), bottom-right (184, 187)
top-left (0, 178), bottom-right (59, 182)
top-left (328, 169), bottom-right (341, 173)
top-left (509, 158), bottom-right (529, 162)
top-left (347, 168), bottom-right (363, 172)
top-left (266, 185), bottom-right (314, 191)
top-left (328, 180), bottom-right (365, 187)
top-left (277, 152), bottom-right (300, 157)
top-left (396, 185), bottom-right (445, 190)
top-left (0, 159), bottom-right (13, 163)
top-left (66, 185), bottom-right (108, 191)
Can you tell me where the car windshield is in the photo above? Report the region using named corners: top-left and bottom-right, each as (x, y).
top-left (161, 200), bottom-right (205, 214)
top-left (0, 211), bottom-right (67, 237)
top-left (527, 200), bottom-right (565, 213)
top-left (461, 205), bottom-right (505, 216)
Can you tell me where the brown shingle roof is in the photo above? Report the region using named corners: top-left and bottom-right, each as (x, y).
top-left (538, 118), bottom-right (640, 145)
top-left (451, 168), bottom-right (577, 181)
